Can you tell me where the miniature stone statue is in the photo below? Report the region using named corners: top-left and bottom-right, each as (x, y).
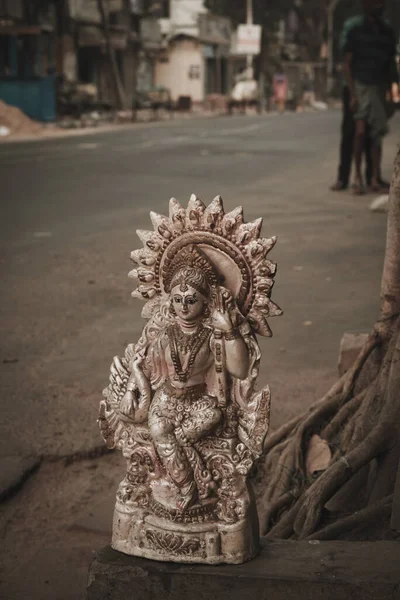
top-left (99, 195), bottom-right (281, 564)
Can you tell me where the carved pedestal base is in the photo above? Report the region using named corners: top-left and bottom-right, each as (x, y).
top-left (112, 505), bottom-right (260, 565)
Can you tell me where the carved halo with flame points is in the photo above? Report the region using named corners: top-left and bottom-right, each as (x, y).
top-left (128, 194), bottom-right (282, 336)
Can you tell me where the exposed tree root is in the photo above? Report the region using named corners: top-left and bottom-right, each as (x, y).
top-left (293, 424), bottom-right (392, 538)
top-left (305, 494), bottom-right (393, 541)
top-left (264, 499), bottom-right (301, 539)
top-left (341, 333), bottom-right (380, 398)
top-left (339, 382), bottom-right (378, 452)
top-left (260, 445), bottom-right (295, 509)
top-left (260, 319), bottom-right (399, 540)
top-left (263, 414), bottom-right (305, 453)
top-left (260, 489), bottom-right (299, 534)
top-left (320, 389), bottom-right (366, 441)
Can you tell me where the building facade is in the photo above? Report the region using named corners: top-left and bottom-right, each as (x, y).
top-left (61, 0), bottom-right (140, 110)
top-left (0, 0), bottom-right (142, 120)
top-left (0, 0), bottom-right (57, 121)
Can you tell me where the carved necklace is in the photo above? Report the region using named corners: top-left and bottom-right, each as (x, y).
top-left (167, 323), bottom-right (211, 383)
top-left (173, 324), bottom-right (201, 353)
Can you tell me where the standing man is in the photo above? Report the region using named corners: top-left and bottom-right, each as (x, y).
top-left (331, 15), bottom-right (372, 192)
top-left (344, 0), bottom-right (398, 194)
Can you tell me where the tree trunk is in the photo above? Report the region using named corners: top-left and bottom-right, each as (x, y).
top-left (257, 148), bottom-right (400, 541)
top-left (380, 150), bottom-right (400, 323)
top-left (97, 0), bottom-right (127, 110)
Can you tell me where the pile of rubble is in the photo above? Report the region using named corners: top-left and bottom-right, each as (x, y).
top-left (0, 99), bottom-right (41, 138)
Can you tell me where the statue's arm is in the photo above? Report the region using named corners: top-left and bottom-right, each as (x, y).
top-left (132, 355), bottom-right (152, 405)
top-left (120, 354), bottom-right (152, 417)
top-left (120, 331), bottom-right (169, 417)
top-left (224, 332), bottom-right (249, 380)
top-left (211, 288), bottom-right (250, 380)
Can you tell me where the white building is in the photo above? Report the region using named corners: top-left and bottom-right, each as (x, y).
top-left (152, 0), bottom-right (232, 105)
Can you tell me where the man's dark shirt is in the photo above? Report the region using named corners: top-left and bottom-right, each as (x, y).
top-left (343, 17), bottom-right (398, 85)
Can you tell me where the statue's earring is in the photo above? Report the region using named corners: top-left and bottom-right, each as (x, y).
top-left (203, 303), bottom-right (210, 318)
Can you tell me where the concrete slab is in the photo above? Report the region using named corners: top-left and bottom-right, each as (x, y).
top-left (338, 332), bottom-right (369, 376)
top-left (88, 541), bottom-right (400, 600)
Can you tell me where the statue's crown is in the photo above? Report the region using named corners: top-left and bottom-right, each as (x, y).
top-left (164, 244), bottom-right (219, 294)
top-left (129, 195), bottom-right (282, 336)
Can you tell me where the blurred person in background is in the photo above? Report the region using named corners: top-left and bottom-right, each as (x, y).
top-left (331, 15), bottom-right (373, 192)
top-left (302, 68), bottom-right (316, 108)
top-left (343, 0), bottom-right (398, 195)
top-left (229, 67), bottom-right (259, 115)
top-left (273, 71), bottom-right (288, 114)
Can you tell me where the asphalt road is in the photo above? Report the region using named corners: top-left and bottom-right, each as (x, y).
top-left (0, 110), bottom-right (398, 458)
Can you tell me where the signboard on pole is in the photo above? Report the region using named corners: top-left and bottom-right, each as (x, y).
top-left (236, 24), bottom-right (262, 55)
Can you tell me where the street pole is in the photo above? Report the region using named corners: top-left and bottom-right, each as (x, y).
top-left (327, 0), bottom-right (341, 96)
top-left (97, 0), bottom-right (127, 109)
top-left (246, 0), bottom-right (253, 79)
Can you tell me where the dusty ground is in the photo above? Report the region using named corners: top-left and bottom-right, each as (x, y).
top-left (0, 453), bottom-right (118, 599)
top-left (0, 109), bottom-right (398, 599)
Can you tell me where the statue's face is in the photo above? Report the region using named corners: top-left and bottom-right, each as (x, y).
top-left (171, 284), bottom-right (205, 323)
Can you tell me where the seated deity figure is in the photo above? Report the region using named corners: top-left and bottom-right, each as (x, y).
top-left (99, 195), bottom-right (281, 564)
top-left (120, 248), bottom-right (250, 512)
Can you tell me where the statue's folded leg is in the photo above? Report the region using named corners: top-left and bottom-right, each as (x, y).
top-left (148, 413), bottom-right (193, 490)
top-left (174, 398), bottom-right (221, 502)
top-left (148, 395), bottom-right (220, 508)
top-left (180, 397), bottom-right (222, 443)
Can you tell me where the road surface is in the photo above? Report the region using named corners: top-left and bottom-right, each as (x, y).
top-left (0, 110), bottom-right (397, 458)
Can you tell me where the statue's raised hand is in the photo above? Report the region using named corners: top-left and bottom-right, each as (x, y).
top-left (212, 288), bottom-right (236, 332)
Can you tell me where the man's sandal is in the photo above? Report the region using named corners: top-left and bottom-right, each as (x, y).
top-left (330, 180), bottom-right (348, 191)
